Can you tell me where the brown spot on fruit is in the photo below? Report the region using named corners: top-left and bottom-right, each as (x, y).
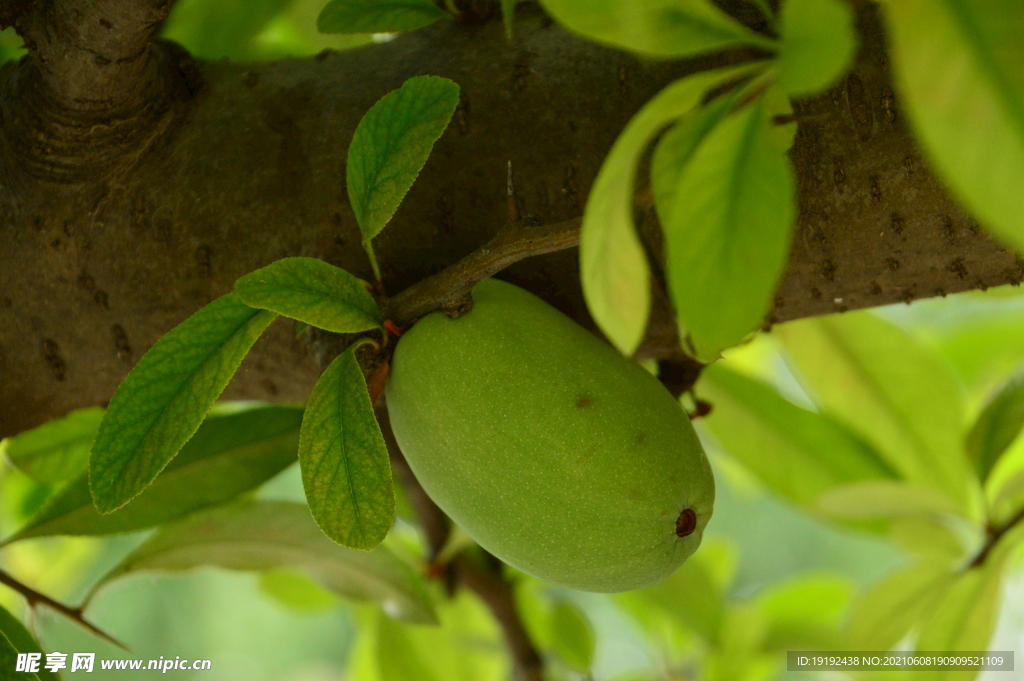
top-left (574, 445), bottom-right (598, 466)
top-left (576, 395), bottom-right (593, 409)
top-left (675, 509), bottom-right (697, 537)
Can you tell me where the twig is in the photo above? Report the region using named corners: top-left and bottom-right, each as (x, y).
top-left (0, 568), bottom-right (129, 651)
top-left (454, 553), bottom-right (545, 681)
top-left (970, 506), bottom-right (1024, 569)
top-left (386, 217), bottom-right (581, 327)
top-left (376, 405), bottom-right (451, 560)
top-left (376, 405), bottom-right (547, 681)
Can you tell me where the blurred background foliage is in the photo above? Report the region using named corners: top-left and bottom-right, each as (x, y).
top-left (4, 283), bottom-right (1024, 679)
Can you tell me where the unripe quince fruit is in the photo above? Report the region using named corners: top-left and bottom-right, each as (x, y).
top-left (385, 279), bottom-right (714, 592)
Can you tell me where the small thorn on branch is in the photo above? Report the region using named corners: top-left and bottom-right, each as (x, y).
top-left (507, 160), bottom-right (520, 223)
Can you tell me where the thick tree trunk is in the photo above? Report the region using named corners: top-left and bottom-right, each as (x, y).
top-left (0, 2), bottom-right (1019, 438)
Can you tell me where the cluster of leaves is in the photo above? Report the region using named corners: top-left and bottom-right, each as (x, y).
top-left (563, 0), bottom-right (856, 361)
top-left (700, 310), bottom-right (1024, 672)
top-left (615, 538), bottom-right (853, 681)
top-left (0, 23), bottom-right (471, 679)
top-left (77, 74), bottom-right (459, 555)
top-left (549, 0), bottom-right (1024, 372)
top-left (1, 75), bottom-right (464, 679)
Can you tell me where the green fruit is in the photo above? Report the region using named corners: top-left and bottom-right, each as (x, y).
top-left (385, 279), bottom-right (714, 592)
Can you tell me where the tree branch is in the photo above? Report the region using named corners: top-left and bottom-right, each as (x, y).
top-left (386, 217), bottom-right (581, 327)
top-left (454, 553), bottom-right (546, 681)
top-left (3, 5), bottom-right (1022, 438)
top-left (971, 506), bottom-right (1024, 569)
top-left (16, 0), bottom-right (173, 112)
top-left (0, 567), bottom-right (129, 650)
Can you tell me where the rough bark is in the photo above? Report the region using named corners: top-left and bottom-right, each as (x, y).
top-left (1, 2), bottom-right (1020, 438)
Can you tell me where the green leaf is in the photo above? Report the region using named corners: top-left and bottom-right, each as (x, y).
top-left (935, 313), bottom-right (1024, 391)
top-left (259, 569), bottom-right (342, 612)
top-left (162, 0), bottom-right (292, 60)
top-left (915, 552), bottom-right (1011, 671)
top-left (911, 525), bottom-right (1024, 681)
top-left (889, 517), bottom-right (969, 562)
top-left (90, 500), bottom-right (436, 624)
top-left (300, 340), bottom-right (394, 551)
top-left (6, 406), bottom-right (302, 543)
top-left (991, 467), bottom-right (1024, 527)
top-left (756, 574), bottom-right (853, 651)
top-left (347, 76), bottom-right (460, 279)
top-left (884, 0), bottom-right (1024, 250)
top-left (317, 0), bottom-right (446, 34)
top-left (651, 87), bottom-right (742, 230)
top-left (535, 0), bottom-right (773, 58)
top-left (776, 312), bottom-right (980, 515)
top-left (580, 65), bottom-right (761, 356)
top-left (966, 368), bottom-right (1024, 482)
top-left (847, 560), bottom-right (954, 650)
top-left (816, 480), bottom-right (964, 521)
top-left (501, 0), bottom-right (516, 40)
top-left (0, 407), bottom-right (103, 483)
top-left (777, 0), bottom-right (856, 96)
top-left (615, 543), bottom-right (726, 644)
top-left (235, 257), bottom-right (382, 333)
top-left (0, 604), bottom-right (54, 681)
top-left (89, 294), bottom-right (276, 514)
top-left (699, 364), bottom-right (898, 508)
top-left (548, 601), bottom-right (595, 673)
top-left (0, 631), bottom-right (40, 681)
top-left (665, 94), bottom-right (795, 361)
top-left (348, 594), bottom-right (504, 681)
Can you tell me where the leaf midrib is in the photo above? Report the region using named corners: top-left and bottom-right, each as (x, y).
top-left (93, 307), bottom-right (267, 500)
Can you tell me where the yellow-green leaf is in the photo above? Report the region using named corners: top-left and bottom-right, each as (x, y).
top-left (347, 76), bottom-right (460, 279)
top-left (536, 0), bottom-right (773, 58)
top-left (777, 312), bottom-right (981, 516)
top-left (778, 0), bottom-right (856, 96)
top-left (90, 501), bottom-right (436, 624)
top-left (580, 64), bottom-right (760, 355)
top-left (235, 257), bottom-right (382, 333)
top-left (6, 405), bottom-right (302, 543)
top-left (884, 0), bottom-right (1024, 250)
top-left (0, 407), bottom-right (103, 483)
top-left (90, 293), bottom-right (277, 514)
top-left (665, 95), bottom-right (795, 361)
top-left (300, 341), bottom-right (394, 551)
top-left (318, 0), bottom-right (445, 34)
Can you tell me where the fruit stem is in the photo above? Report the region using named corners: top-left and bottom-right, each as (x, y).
top-left (386, 216), bottom-right (581, 327)
top-left (376, 406), bottom-right (548, 680)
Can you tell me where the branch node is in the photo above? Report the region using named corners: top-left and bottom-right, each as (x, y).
top-left (442, 293), bottom-right (474, 318)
